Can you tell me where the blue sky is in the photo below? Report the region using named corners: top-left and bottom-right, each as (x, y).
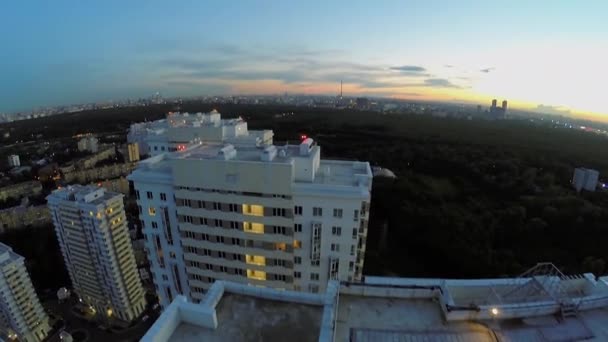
top-left (1, 1), bottom-right (607, 117)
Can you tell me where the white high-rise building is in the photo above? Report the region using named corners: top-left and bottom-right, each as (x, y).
top-left (128, 113), bottom-right (372, 307)
top-left (127, 110), bottom-right (273, 157)
top-left (47, 185), bottom-right (146, 322)
top-left (77, 136), bottom-right (99, 153)
top-left (7, 155), bottom-right (20, 168)
top-left (572, 168), bottom-right (599, 192)
top-left (0, 242), bottom-right (50, 342)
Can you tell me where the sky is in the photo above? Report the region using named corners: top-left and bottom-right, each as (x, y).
top-left (1, 1), bottom-right (607, 118)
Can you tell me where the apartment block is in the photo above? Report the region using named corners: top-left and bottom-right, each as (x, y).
top-left (127, 110), bottom-right (273, 157)
top-left (128, 113), bottom-right (372, 307)
top-left (0, 243), bottom-right (50, 342)
top-left (47, 185), bottom-right (146, 322)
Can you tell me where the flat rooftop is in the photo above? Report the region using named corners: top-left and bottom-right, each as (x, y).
top-left (168, 293), bottom-right (322, 342)
top-left (335, 295), bottom-right (494, 342)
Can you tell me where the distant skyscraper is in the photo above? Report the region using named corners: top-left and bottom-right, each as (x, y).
top-left (502, 100), bottom-right (508, 113)
top-left (47, 185), bottom-right (146, 322)
top-left (491, 99), bottom-right (497, 108)
top-left (0, 243), bottom-right (50, 342)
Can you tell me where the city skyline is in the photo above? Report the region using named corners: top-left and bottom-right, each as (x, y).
top-left (1, 1), bottom-right (606, 119)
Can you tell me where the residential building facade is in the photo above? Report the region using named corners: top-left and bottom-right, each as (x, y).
top-left (47, 185), bottom-right (146, 322)
top-left (128, 113), bottom-right (372, 307)
top-left (0, 242), bottom-right (50, 342)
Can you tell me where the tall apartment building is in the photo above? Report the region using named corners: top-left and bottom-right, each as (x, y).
top-left (47, 185), bottom-right (146, 322)
top-left (127, 110), bottom-right (273, 157)
top-left (0, 243), bottom-right (50, 342)
top-left (128, 113), bottom-right (372, 307)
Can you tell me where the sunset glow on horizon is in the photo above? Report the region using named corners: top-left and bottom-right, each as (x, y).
top-left (1, 1), bottom-right (607, 119)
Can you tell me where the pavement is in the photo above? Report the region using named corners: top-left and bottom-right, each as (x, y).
top-left (43, 296), bottom-right (159, 342)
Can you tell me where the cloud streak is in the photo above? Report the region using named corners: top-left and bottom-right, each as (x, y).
top-left (156, 44), bottom-right (468, 94)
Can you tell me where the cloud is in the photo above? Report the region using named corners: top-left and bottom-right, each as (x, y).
top-left (536, 104), bottom-right (572, 115)
top-left (444, 64), bottom-right (454, 68)
top-left (389, 65), bottom-right (426, 72)
top-left (480, 67), bottom-right (495, 73)
top-left (423, 78), bottom-right (461, 88)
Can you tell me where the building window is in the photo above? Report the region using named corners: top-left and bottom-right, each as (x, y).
top-left (275, 274), bottom-right (287, 282)
top-left (309, 284), bottom-right (319, 293)
top-left (310, 273), bottom-right (319, 281)
top-left (311, 260), bottom-right (320, 267)
top-left (274, 259), bottom-right (286, 267)
top-left (229, 204), bottom-right (238, 212)
top-left (243, 222), bottom-right (264, 234)
top-left (160, 193), bottom-right (167, 201)
top-left (162, 274), bottom-right (168, 281)
top-left (294, 224), bottom-right (302, 232)
top-left (294, 206), bottom-right (303, 215)
top-left (230, 221), bottom-right (239, 229)
top-left (169, 252), bottom-right (176, 259)
top-left (137, 205), bottom-right (142, 214)
top-left (217, 236), bottom-right (225, 244)
top-left (232, 238), bottom-right (240, 245)
top-left (205, 263), bottom-right (213, 270)
top-left (293, 240), bottom-right (301, 249)
top-left (294, 256), bottom-right (301, 264)
top-left (218, 251), bottom-right (226, 258)
top-left (247, 269), bottom-right (266, 281)
top-left (151, 222), bottom-right (158, 229)
top-left (184, 216), bottom-right (193, 223)
top-left (352, 228), bottom-right (357, 239)
top-left (333, 208), bottom-right (343, 218)
top-left (294, 271), bottom-right (301, 279)
top-left (242, 204), bottom-right (264, 216)
top-left (331, 243), bottom-right (340, 252)
top-left (332, 226), bottom-right (342, 236)
top-left (213, 202), bottom-right (220, 210)
top-left (354, 210), bottom-right (359, 221)
top-left (313, 207), bottom-right (322, 217)
top-left (349, 261), bottom-right (354, 271)
top-left (219, 266), bottom-right (228, 273)
top-left (147, 191), bottom-right (153, 199)
top-left (272, 208), bottom-right (286, 217)
top-left (350, 245), bottom-right (355, 256)
top-left (148, 207), bottom-right (156, 216)
top-left (136, 190), bottom-right (140, 200)
top-left (246, 255), bottom-right (266, 266)
top-left (273, 226), bottom-right (286, 235)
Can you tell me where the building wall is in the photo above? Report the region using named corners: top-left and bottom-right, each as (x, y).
top-left (63, 162), bottom-right (136, 184)
top-left (0, 205), bottom-right (51, 233)
top-left (0, 181), bottom-right (43, 202)
top-left (132, 162), bottom-right (371, 307)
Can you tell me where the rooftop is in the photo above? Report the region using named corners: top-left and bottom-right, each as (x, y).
top-left (131, 140), bottom-right (372, 189)
top-left (170, 293), bottom-right (322, 342)
top-left (143, 268), bottom-right (608, 342)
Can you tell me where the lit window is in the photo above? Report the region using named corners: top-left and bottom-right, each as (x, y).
top-left (275, 243), bottom-right (287, 251)
top-left (246, 255), bottom-right (266, 266)
top-left (242, 204), bottom-right (264, 216)
top-left (247, 269), bottom-right (266, 280)
top-left (148, 207), bottom-right (156, 216)
top-left (89, 211), bottom-right (93, 216)
top-left (243, 222), bottom-right (264, 234)
top-left (293, 240), bottom-right (301, 249)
